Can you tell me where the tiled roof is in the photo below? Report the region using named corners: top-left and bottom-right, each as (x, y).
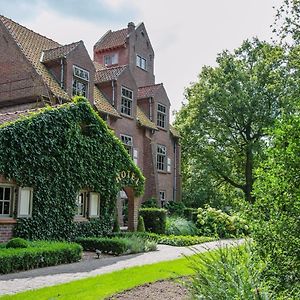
top-left (95, 65), bottom-right (127, 83)
top-left (137, 84), bottom-right (163, 99)
top-left (170, 125), bottom-right (180, 138)
top-left (0, 107), bottom-right (42, 126)
top-left (42, 41), bottom-right (82, 63)
top-left (94, 28), bottom-right (128, 52)
top-left (0, 15), bottom-right (70, 100)
top-left (136, 107), bottom-right (157, 130)
top-left (93, 61), bottom-right (106, 71)
top-left (93, 87), bottom-right (120, 118)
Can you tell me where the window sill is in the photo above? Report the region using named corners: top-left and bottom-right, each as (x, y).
top-left (136, 66), bottom-right (148, 72)
top-left (74, 216), bottom-right (89, 223)
top-left (157, 126), bottom-right (168, 132)
top-left (120, 113), bottom-right (134, 120)
top-left (0, 218), bottom-right (17, 224)
top-left (157, 170), bottom-right (167, 174)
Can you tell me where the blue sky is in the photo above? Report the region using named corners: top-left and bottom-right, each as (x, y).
top-left (0, 0), bottom-right (283, 118)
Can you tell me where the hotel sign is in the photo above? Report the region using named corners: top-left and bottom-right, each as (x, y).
top-left (116, 170), bottom-right (140, 185)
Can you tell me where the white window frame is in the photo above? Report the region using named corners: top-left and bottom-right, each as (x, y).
top-left (157, 103), bottom-right (167, 128)
top-left (104, 53), bottom-right (118, 66)
top-left (133, 148), bottom-right (138, 165)
top-left (136, 54), bottom-right (147, 70)
top-left (121, 87), bottom-right (133, 116)
top-left (89, 192), bottom-right (100, 218)
top-left (120, 134), bottom-right (133, 157)
top-left (72, 65), bottom-right (89, 98)
top-left (157, 144), bottom-right (167, 171)
top-left (17, 187), bottom-right (33, 218)
top-left (167, 157), bottom-right (172, 173)
top-left (0, 184), bottom-right (14, 217)
top-left (159, 191), bottom-right (166, 207)
top-left (76, 190), bottom-right (88, 217)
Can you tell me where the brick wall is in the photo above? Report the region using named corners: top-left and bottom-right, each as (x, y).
top-left (0, 223), bottom-right (14, 243)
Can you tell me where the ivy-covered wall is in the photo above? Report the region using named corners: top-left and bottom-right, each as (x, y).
top-left (0, 97), bottom-right (144, 240)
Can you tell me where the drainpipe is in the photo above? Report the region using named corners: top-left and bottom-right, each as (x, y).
top-left (112, 80), bottom-right (116, 107)
top-left (173, 140), bottom-right (177, 201)
top-left (149, 97), bottom-right (153, 121)
top-left (60, 57), bottom-right (65, 89)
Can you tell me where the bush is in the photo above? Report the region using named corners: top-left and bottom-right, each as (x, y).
top-left (141, 198), bottom-right (158, 208)
top-left (6, 238), bottom-right (29, 249)
top-left (137, 216), bottom-right (145, 232)
top-left (165, 216), bottom-right (198, 236)
top-left (183, 208), bottom-right (198, 222)
top-left (139, 208), bottom-right (167, 234)
top-left (186, 244), bottom-right (271, 299)
top-left (0, 241), bottom-right (82, 274)
top-left (196, 206), bottom-right (249, 238)
top-left (154, 234), bottom-right (213, 247)
top-left (76, 237), bottom-right (127, 256)
top-left (164, 201), bottom-right (186, 216)
top-left (112, 218), bottom-right (120, 233)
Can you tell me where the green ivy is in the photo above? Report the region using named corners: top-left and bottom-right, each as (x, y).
top-left (0, 97), bottom-right (144, 240)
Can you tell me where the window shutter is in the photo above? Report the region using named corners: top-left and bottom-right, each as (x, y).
top-left (167, 158), bottom-right (171, 173)
top-left (89, 192), bottom-right (100, 218)
top-left (18, 187), bottom-right (33, 217)
top-left (133, 148), bottom-right (138, 165)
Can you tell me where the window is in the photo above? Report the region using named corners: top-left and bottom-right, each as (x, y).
top-left (0, 185), bottom-right (13, 217)
top-left (167, 158), bottom-right (172, 173)
top-left (104, 53), bottom-right (118, 66)
top-left (120, 134), bottom-right (133, 156)
top-left (121, 87), bottom-right (133, 116)
top-left (18, 187), bottom-right (33, 218)
top-left (157, 145), bottom-right (167, 171)
top-left (76, 191), bottom-right (100, 218)
top-left (157, 104), bottom-right (167, 128)
top-left (133, 148), bottom-right (138, 165)
top-left (136, 55), bottom-right (147, 70)
top-left (72, 66), bottom-right (89, 98)
top-left (159, 191), bottom-right (166, 207)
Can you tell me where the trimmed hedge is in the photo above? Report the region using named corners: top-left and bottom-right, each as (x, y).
top-left (6, 238), bottom-right (29, 249)
top-left (76, 237), bottom-right (127, 256)
top-left (139, 208), bottom-right (167, 234)
top-left (0, 241), bottom-right (82, 274)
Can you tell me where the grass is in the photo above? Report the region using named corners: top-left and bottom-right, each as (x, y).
top-left (0, 251), bottom-right (208, 300)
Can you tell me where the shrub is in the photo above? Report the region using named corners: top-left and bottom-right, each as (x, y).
top-left (76, 237), bottom-right (127, 256)
top-left (141, 198), bottom-right (158, 208)
top-left (165, 216), bottom-right (198, 236)
top-left (137, 216), bottom-right (145, 232)
top-left (6, 238), bottom-right (29, 249)
top-left (164, 201), bottom-right (186, 216)
top-left (139, 208), bottom-right (167, 234)
top-left (153, 234), bottom-right (213, 247)
top-left (112, 218), bottom-right (120, 233)
top-left (0, 241), bottom-right (82, 274)
top-left (186, 244), bottom-right (271, 300)
top-left (183, 208), bottom-right (198, 222)
top-left (196, 206), bottom-right (249, 238)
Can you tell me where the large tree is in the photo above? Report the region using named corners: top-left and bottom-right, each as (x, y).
top-left (176, 39), bottom-right (286, 204)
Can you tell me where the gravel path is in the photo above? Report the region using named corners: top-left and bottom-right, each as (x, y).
top-left (0, 239), bottom-right (244, 296)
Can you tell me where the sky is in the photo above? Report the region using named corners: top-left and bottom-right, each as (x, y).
top-left (0, 0), bottom-right (283, 120)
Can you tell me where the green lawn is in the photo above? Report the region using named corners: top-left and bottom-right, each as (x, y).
top-left (0, 253), bottom-right (205, 300)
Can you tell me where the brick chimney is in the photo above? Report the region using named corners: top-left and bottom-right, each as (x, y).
top-left (127, 22), bottom-right (135, 33)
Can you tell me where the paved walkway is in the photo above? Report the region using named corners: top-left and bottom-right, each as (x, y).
top-left (0, 239), bottom-right (244, 295)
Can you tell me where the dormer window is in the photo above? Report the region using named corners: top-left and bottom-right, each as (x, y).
top-left (157, 103), bottom-right (167, 128)
top-left (72, 65), bottom-right (89, 98)
top-left (104, 53), bottom-right (118, 66)
top-left (136, 55), bottom-right (147, 70)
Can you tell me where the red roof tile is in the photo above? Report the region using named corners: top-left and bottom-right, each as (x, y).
top-left (94, 28), bottom-right (128, 52)
top-left (95, 65), bottom-right (127, 83)
top-left (137, 84), bottom-right (163, 99)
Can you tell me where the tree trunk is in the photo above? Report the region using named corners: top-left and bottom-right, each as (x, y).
top-left (244, 143), bottom-right (254, 203)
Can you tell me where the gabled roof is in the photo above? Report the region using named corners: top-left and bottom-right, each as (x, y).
top-left (95, 65), bottom-right (128, 83)
top-left (136, 107), bottom-right (157, 130)
top-left (93, 87), bottom-right (120, 118)
top-left (94, 28), bottom-right (128, 52)
top-left (137, 83), bottom-right (163, 99)
top-left (170, 125), bottom-right (180, 138)
top-left (0, 15), bottom-right (71, 100)
top-left (42, 41), bottom-right (82, 63)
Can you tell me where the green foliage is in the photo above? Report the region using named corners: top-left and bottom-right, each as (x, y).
top-left (137, 216), bottom-right (145, 232)
top-left (112, 217), bottom-right (120, 233)
top-left (252, 114), bottom-right (300, 297)
top-left (154, 234), bottom-right (213, 247)
top-left (187, 244), bottom-right (272, 300)
top-left (183, 207), bottom-right (198, 222)
top-left (139, 208), bottom-right (167, 234)
top-left (164, 201), bottom-right (185, 216)
top-left (6, 237), bottom-right (29, 249)
top-left (165, 216), bottom-right (198, 236)
top-left (0, 241), bottom-right (82, 274)
top-left (175, 39), bottom-right (286, 204)
top-left (196, 206), bottom-right (249, 238)
top-left (141, 198), bottom-right (158, 208)
top-left (0, 97), bottom-right (144, 240)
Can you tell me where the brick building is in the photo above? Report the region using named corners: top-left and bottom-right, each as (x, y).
top-left (0, 16), bottom-right (181, 232)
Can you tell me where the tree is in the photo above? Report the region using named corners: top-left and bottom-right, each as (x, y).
top-left (176, 39), bottom-right (286, 204)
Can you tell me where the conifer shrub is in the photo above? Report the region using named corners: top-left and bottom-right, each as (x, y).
top-left (137, 216), bottom-right (145, 232)
top-left (139, 208), bottom-right (167, 234)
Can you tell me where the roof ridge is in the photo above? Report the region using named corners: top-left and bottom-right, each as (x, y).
top-left (0, 15), bottom-right (62, 47)
top-left (96, 64), bottom-right (128, 71)
top-left (44, 40), bottom-right (82, 52)
top-left (138, 83), bottom-right (163, 89)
